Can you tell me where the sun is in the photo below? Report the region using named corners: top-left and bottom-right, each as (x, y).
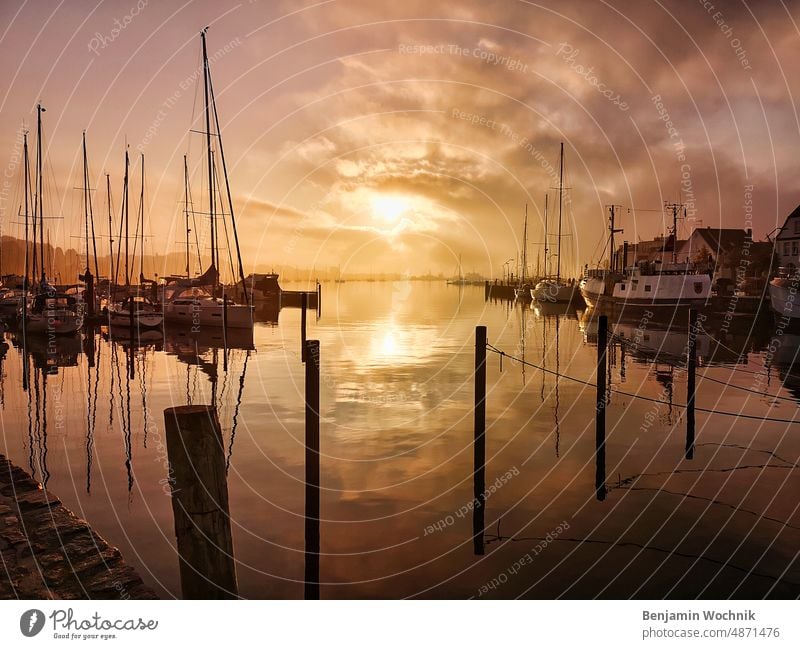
top-left (371, 194), bottom-right (408, 223)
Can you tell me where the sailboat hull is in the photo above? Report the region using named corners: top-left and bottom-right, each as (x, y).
top-left (22, 311), bottom-right (82, 335)
top-left (108, 308), bottom-right (164, 330)
top-left (163, 301), bottom-right (254, 329)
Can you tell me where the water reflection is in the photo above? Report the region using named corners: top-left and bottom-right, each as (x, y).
top-left (0, 283), bottom-right (796, 598)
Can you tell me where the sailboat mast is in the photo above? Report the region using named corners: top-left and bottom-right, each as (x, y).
top-left (184, 155), bottom-right (190, 278)
top-left (36, 103), bottom-right (45, 283)
top-left (205, 45), bottom-right (250, 304)
top-left (544, 193), bottom-right (549, 277)
top-left (557, 142), bottom-right (563, 282)
top-left (23, 132), bottom-right (30, 289)
top-left (201, 28), bottom-right (217, 294)
top-left (139, 153), bottom-right (145, 285)
top-left (124, 149), bottom-right (129, 288)
top-left (82, 132), bottom-right (91, 273)
top-left (522, 204), bottom-right (528, 284)
top-left (106, 173), bottom-right (113, 286)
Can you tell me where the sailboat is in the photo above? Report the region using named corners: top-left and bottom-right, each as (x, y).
top-left (531, 143), bottom-right (580, 304)
top-left (447, 254), bottom-right (469, 285)
top-left (514, 204), bottom-right (532, 301)
top-left (108, 151), bottom-right (163, 330)
top-left (21, 104), bottom-right (82, 335)
top-left (162, 28), bottom-right (253, 330)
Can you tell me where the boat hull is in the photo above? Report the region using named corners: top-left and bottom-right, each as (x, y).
top-left (21, 312), bottom-right (82, 335)
top-left (108, 309), bottom-right (164, 330)
top-left (163, 301), bottom-right (254, 329)
top-left (531, 280), bottom-right (581, 304)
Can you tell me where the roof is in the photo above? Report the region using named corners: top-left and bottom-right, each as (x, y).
top-left (776, 204), bottom-right (800, 239)
top-left (688, 227), bottom-right (750, 253)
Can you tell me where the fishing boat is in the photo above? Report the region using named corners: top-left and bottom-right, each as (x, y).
top-left (600, 205), bottom-right (711, 313)
top-left (579, 205), bottom-right (624, 308)
top-left (162, 29), bottom-right (253, 330)
top-left (0, 288), bottom-right (24, 317)
top-left (447, 254), bottom-right (470, 286)
top-left (531, 143), bottom-right (581, 304)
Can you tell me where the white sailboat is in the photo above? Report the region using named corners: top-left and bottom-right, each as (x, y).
top-left (514, 204), bottom-right (532, 301)
top-left (162, 28), bottom-right (253, 330)
top-left (532, 143), bottom-right (580, 304)
top-left (108, 150), bottom-right (164, 331)
top-left (20, 104), bottom-right (82, 335)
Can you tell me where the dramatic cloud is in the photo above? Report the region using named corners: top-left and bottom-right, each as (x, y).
top-left (0, 0), bottom-right (797, 278)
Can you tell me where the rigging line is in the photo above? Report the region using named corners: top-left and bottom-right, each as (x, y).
top-left (485, 343), bottom-right (800, 424)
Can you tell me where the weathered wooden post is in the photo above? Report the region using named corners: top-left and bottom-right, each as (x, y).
top-left (301, 292), bottom-right (308, 362)
top-left (595, 315), bottom-right (607, 501)
top-left (164, 405), bottom-right (238, 599)
top-left (316, 282), bottom-right (321, 317)
top-left (686, 308), bottom-right (697, 460)
top-left (473, 326), bottom-right (487, 554)
top-left (304, 340), bottom-right (320, 599)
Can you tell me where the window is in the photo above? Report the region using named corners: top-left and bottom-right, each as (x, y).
top-left (793, 242), bottom-right (799, 257)
top-left (644, 285), bottom-right (652, 292)
top-left (785, 242), bottom-right (791, 255)
top-left (620, 284), bottom-right (626, 290)
top-left (794, 220), bottom-right (800, 234)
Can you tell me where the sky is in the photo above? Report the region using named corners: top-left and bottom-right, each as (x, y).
top-left (0, 0), bottom-right (798, 279)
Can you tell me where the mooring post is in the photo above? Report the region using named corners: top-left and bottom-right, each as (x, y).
top-left (595, 315), bottom-right (607, 501)
top-left (316, 282), bottom-right (321, 318)
top-left (163, 405), bottom-right (238, 599)
top-left (304, 339), bottom-right (321, 599)
top-left (301, 292), bottom-right (308, 362)
top-left (473, 325), bottom-right (487, 554)
top-left (686, 308), bottom-right (697, 460)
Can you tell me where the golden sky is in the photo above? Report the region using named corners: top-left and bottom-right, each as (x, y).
top-left (0, 0), bottom-right (798, 278)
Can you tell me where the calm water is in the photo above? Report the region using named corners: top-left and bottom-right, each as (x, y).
top-left (1, 281), bottom-right (799, 598)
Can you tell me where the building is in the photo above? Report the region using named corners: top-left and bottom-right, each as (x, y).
top-left (774, 204), bottom-right (800, 270)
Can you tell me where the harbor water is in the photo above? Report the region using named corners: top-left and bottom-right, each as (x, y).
top-left (1, 281), bottom-right (798, 598)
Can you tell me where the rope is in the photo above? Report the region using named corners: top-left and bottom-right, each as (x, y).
top-left (485, 343), bottom-right (800, 425)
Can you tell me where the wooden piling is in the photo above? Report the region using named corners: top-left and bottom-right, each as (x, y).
top-left (686, 308), bottom-right (697, 460)
top-left (473, 326), bottom-right (487, 554)
top-left (316, 282), bottom-right (321, 317)
top-left (163, 405), bottom-right (238, 599)
top-left (301, 292), bottom-right (308, 362)
top-left (595, 315), bottom-right (607, 501)
top-left (304, 340), bottom-right (320, 599)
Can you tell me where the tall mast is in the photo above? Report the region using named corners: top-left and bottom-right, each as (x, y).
top-left (106, 173), bottom-right (113, 285)
top-left (36, 103), bottom-right (45, 283)
top-left (23, 132), bottom-right (30, 288)
top-left (205, 35), bottom-right (249, 304)
top-left (83, 133), bottom-right (100, 280)
top-left (543, 193), bottom-right (549, 277)
top-left (201, 28), bottom-right (217, 293)
top-left (82, 132), bottom-right (90, 273)
top-left (522, 204), bottom-right (528, 284)
top-left (124, 149), bottom-right (129, 288)
top-left (557, 142), bottom-right (563, 282)
top-left (184, 155), bottom-right (190, 279)
top-left (139, 152), bottom-right (145, 285)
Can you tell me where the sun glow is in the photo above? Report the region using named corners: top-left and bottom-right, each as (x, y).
top-left (371, 194), bottom-right (409, 223)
